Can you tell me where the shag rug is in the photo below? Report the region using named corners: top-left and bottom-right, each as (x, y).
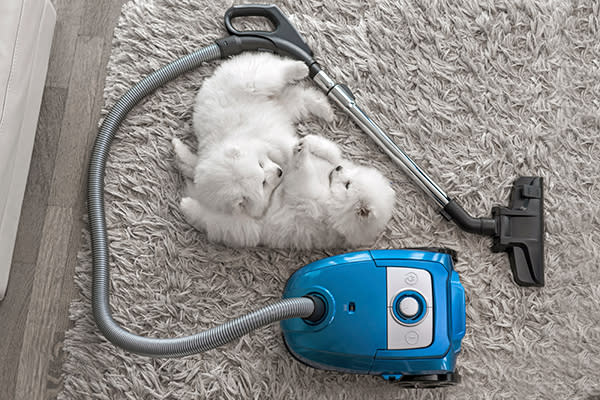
top-left (60, 0), bottom-right (600, 399)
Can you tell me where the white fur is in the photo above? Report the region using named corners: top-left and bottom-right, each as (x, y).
top-left (176, 135), bottom-right (396, 249)
top-left (174, 53), bottom-right (394, 249)
top-left (185, 52), bottom-right (334, 218)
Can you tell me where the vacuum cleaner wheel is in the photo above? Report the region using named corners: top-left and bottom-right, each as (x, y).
top-left (393, 372), bottom-right (460, 388)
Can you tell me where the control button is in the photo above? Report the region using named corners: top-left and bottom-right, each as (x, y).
top-left (392, 290), bottom-right (427, 325)
top-left (386, 267), bottom-right (434, 350)
top-left (405, 331), bottom-right (419, 345)
top-left (404, 272), bottom-right (418, 285)
top-left (398, 297), bottom-right (419, 318)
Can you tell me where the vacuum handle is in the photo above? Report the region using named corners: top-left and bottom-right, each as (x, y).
top-left (224, 4), bottom-right (313, 57)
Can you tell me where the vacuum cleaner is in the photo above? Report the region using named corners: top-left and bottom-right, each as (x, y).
top-left (282, 248), bottom-right (465, 386)
top-left (87, 4), bottom-right (544, 386)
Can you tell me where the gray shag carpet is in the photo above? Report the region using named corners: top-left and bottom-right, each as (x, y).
top-left (60, 0), bottom-right (600, 399)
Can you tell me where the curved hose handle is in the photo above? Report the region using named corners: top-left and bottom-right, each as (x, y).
top-left (224, 4), bottom-right (313, 57)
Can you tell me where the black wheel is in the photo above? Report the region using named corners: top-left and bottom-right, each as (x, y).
top-left (392, 372), bottom-right (460, 388)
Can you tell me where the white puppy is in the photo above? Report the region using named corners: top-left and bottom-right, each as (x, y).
top-left (175, 135), bottom-right (396, 249)
top-left (181, 52), bottom-right (334, 218)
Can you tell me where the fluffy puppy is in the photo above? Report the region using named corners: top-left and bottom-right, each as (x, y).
top-left (261, 134), bottom-right (396, 248)
top-left (326, 160), bottom-right (397, 247)
top-left (175, 135), bottom-right (396, 249)
top-left (185, 52), bottom-right (334, 218)
top-left (174, 137), bottom-right (283, 218)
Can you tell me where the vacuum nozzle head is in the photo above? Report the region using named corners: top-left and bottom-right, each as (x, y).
top-left (491, 177), bottom-right (545, 287)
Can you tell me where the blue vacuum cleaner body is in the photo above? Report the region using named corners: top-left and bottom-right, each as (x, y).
top-left (281, 249), bottom-right (465, 386)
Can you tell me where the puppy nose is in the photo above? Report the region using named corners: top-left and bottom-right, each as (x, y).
top-left (277, 167), bottom-right (283, 177)
top-left (335, 165), bottom-right (343, 171)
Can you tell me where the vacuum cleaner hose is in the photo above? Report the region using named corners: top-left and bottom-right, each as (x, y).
top-left (87, 43), bottom-right (315, 357)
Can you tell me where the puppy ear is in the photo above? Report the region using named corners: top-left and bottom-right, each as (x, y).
top-left (225, 146), bottom-right (242, 159)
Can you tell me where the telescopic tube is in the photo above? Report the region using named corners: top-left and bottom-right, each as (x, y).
top-left (312, 69), bottom-right (451, 208)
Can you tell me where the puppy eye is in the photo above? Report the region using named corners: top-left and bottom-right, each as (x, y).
top-left (345, 181), bottom-right (351, 189)
top-left (263, 179), bottom-right (267, 186)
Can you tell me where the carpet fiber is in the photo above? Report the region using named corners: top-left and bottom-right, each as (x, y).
top-left (60, 0), bottom-right (600, 398)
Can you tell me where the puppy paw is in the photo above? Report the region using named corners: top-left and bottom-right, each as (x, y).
top-left (298, 134), bottom-right (342, 163)
top-left (172, 138), bottom-right (185, 159)
top-left (307, 94), bottom-right (335, 122)
top-left (295, 138), bottom-right (305, 154)
top-left (180, 197), bottom-right (207, 231)
top-left (285, 61), bottom-right (309, 82)
top-left (292, 138), bottom-right (310, 168)
top-left (172, 138), bottom-right (197, 179)
top-left (179, 196), bottom-right (196, 218)
top-left (315, 101), bottom-right (335, 122)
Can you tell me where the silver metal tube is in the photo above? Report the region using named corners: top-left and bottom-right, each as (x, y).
top-left (313, 70), bottom-right (450, 208)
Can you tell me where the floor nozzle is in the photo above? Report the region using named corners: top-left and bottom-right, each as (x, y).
top-left (491, 177), bottom-right (545, 286)
top-left (442, 177), bottom-right (545, 287)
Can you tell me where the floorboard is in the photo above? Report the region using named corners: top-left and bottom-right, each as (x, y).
top-left (12, 87), bottom-right (68, 265)
top-left (49, 36), bottom-right (105, 208)
top-left (46, 0), bottom-right (85, 89)
top-left (0, 262), bottom-right (36, 400)
top-left (14, 207), bottom-right (73, 400)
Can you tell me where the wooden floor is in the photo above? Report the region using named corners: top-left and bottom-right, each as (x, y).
top-left (0, 1), bottom-right (127, 399)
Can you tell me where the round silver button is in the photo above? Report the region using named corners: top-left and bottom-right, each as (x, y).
top-left (399, 296), bottom-right (419, 318)
top-left (405, 331), bottom-right (419, 345)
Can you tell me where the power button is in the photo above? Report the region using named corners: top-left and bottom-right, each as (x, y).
top-left (392, 290), bottom-right (427, 325)
top-left (398, 296), bottom-right (419, 318)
